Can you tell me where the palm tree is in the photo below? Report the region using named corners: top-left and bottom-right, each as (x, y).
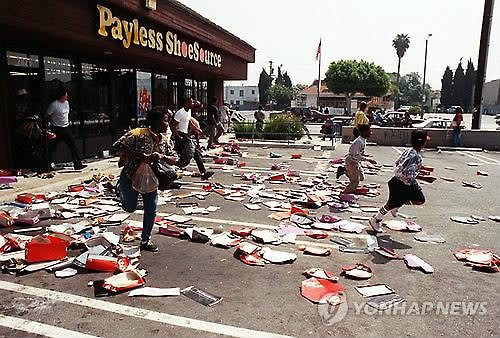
top-left (392, 34), bottom-right (410, 84)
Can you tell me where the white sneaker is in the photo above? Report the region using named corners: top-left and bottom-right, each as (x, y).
top-left (391, 209), bottom-right (399, 217)
top-left (369, 217), bottom-right (384, 233)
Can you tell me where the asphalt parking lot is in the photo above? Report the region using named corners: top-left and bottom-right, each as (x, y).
top-left (1, 143), bottom-right (499, 337)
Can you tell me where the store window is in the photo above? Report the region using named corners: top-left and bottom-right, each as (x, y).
top-left (44, 56), bottom-right (79, 129)
top-left (81, 62), bottom-right (109, 137)
top-left (201, 81), bottom-right (208, 113)
top-left (153, 74), bottom-right (168, 109)
top-left (136, 71), bottom-right (152, 120)
top-left (169, 79), bottom-right (178, 111)
top-left (112, 67), bottom-right (135, 134)
top-left (184, 78), bottom-right (193, 99)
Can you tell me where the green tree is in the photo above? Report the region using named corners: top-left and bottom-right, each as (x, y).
top-left (464, 59), bottom-right (476, 111)
top-left (441, 66), bottom-right (454, 108)
top-left (325, 60), bottom-right (390, 114)
top-left (453, 60), bottom-right (465, 107)
top-left (258, 68), bottom-right (272, 105)
top-left (291, 84), bottom-right (307, 100)
top-left (275, 66), bottom-right (284, 86)
top-left (283, 72), bottom-right (293, 88)
top-left (392, 34), bottom-right (410, 84)
top-left (267, 84), bottom-right (293, 110)
top-left (399, 72), bottom-right (428, 106)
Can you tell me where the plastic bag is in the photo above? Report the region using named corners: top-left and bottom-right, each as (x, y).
top-left (132, 162), bottom-right (159, 194)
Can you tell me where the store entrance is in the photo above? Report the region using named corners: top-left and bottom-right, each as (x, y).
top-left (6, 51), bottom-right (47, 170)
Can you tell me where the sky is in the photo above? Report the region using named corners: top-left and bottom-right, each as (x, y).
top-left (181, 0), bottom-right (499, 90)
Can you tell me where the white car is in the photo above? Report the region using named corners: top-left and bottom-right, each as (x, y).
top-left (413, 118), bottom-right (453, 129)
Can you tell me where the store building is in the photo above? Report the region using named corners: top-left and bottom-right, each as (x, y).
top-left (0, 0), bottom-right (255, 169)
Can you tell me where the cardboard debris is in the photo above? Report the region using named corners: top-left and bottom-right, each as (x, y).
top-left (403, 254), bottom-right (434, 273)
top-left (441, 177), bottom-right (455, 182)
top-left (303, 268), bottom-right (338, 281)
top-left (462, 181), bottom-right (482, 189)
top-left (305, 230), bottom-right (329, 239)
top-left (489, 216), bottom-right (500, 222)
top-left (182, 286), bottom-right (222, 306)
top-left (298, 246), bottom-right (332, 256)
top-left (453, 248), bottom-right (499, 272)
top-left (374, 247), bottom-right (401, 260)
top-left (341, 264), bottom-right (373, 279)
top-left (210, 233), bottom-right (242, 248)
top-left (25, 235), bottom-right (69, 263)
top-left (450, 216), bottom-right (479, 225)
top-left (55, 267), bottom-right (78, 278)
top-left (251, 230), bottom-right (281, 244)
top-left (414, 234), bottom-right (445, 243)
top-left (261, 247), bottom-right (297, 264)
top-left (384, 219), bottom-right (421, 232)
top-left (335, 220), bottom-right (367, 234)
top-left (366, 293), bottom-right (406, 310)
top-left (97, 270), bottom-right (145, 295)
top-left (129, 287), bottom-right (180, 297)
top-left (300, 277), bottom-right (345, 304)
top-left (355, 284), bottom-right (395, 298)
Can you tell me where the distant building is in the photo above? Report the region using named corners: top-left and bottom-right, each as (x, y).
top-left (429, 90), bottom-right (441, 112)
top-left (224, 85), bottom-right (259, 110)
top-left (482, 79), bottom-right (500, 115)
top-left (296, 80), bottom-right (394, 114)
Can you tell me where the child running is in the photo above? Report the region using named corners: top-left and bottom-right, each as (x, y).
top-left (336, 124), bottom-right (377, 193)
top-left (369, 129), bottom-right (429, 233)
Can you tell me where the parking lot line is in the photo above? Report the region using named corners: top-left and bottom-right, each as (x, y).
top-left (463, 151), bottom-right (500, 164)
top-left (0, 281), bottom-right (292, 338)
top-left (457, 151), bottom-right (495, 164)
top-left (0, 314), bottom-right (98, 338)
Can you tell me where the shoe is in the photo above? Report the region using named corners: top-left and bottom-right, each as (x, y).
top-left (201, 171), bottom-right (214, 180)
top-left (74, 163), bottom-right (87, 170)
top-left (140, 240), bottom-right (159, 252)
top-left (336, 166), bottom-right (346, 179)
top-left (390, 209), bottom-right (399, 217)
top-left (369, 217), bottom-right (384, 233)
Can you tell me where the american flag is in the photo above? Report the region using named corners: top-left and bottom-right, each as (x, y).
top-left (315, 39), bottom-right (321, 61)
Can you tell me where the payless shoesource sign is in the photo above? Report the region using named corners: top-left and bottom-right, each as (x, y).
top-left (96, 4), bottom-right (222, 68)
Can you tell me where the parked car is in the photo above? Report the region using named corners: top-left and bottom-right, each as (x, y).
top-left (382, 112), bottom-right (424, 127)
top-left (310, 109), bottom-right (330, 122)
top-left (412, 118), bottom-right (464, 129)
top-left (283, 107), bottom-right (312, 121)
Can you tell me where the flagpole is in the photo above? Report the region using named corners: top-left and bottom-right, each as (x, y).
top-left (317, 41), bottom-right (321, 108)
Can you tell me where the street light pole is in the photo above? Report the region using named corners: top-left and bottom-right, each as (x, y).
top-left (422, 33), bottom-right (432, 112)
top-left (472, 0), bottom-right (494, 129)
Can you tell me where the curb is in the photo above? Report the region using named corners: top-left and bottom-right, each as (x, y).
top-left (437, 146), bottom-right (483, 152)
top-left (237, 141), bottom-right (337, 150)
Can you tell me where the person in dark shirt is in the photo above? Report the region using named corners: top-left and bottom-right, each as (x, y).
top-left (207, 97), bottom-right (223, 146)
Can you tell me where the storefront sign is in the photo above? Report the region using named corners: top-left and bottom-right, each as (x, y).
top-left (96, 4), bottom-right (222, 69)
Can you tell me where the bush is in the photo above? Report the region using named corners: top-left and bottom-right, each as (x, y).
top-left (262, 113), bottom-right (304, 140)
top-left (233, 122), bottom-right (258, 139)
top-left (408, 106), bottom-right (422, 115)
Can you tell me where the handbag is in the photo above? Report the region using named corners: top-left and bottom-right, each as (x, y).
top-left (152, 161), bottom-right (178, 191)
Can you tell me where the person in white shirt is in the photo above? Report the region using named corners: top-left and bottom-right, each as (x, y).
top-left (336, 124), bottom-right (377, 193)
top-left (170, 97), bottom-right (214, 180)
top-left (46, 87), bottom-right (85, 170)
top-left (220, 102), bottom-right (230, 132)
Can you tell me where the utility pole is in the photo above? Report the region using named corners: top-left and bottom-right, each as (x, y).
top-left (268, 60), bottom-right (274, 110)
top-left (422, 33), bottom-right (432, 112)
top-left (472, 0), bottom-right (494, 129)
